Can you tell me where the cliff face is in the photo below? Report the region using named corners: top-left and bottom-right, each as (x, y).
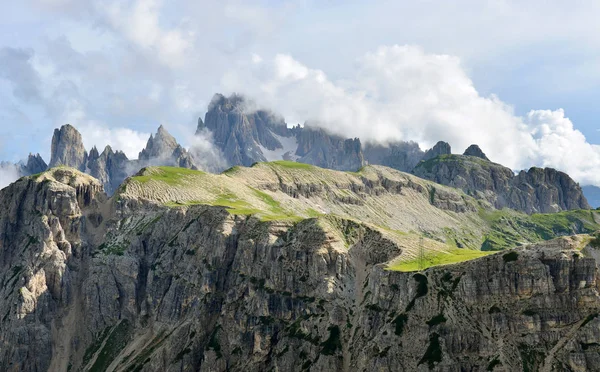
top-left (295, 126), bottom-right (364, 171)
top-left (201, 94), bottom-right (364, 170)
top-left (413, 154), bottom-right (591, 213)
top-left (87, 145), bottom-right (130, 195)
top-left (202, 94), bottom-right (295, 167)
top-left (139, 125), bottom-right (197, 170)
top-left (49, 124), bottom-right (88, 170)
top-left (2, 166), bottom-right (600, 372)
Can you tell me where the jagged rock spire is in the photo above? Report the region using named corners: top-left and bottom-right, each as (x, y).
top-left (423, 141), bottom-right (451, 161)
top-left (49, 124), bottom-right (87, 171)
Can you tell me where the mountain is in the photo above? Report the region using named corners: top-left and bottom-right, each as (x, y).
top-left (3, 124), bottom-right (199, 195)
top-left (2, 163), bottom-right (600, 371)
top-left (295, 125), bottom-right (363, 171)
top-left (139, 125), bottom-right (197, 169)
top-left (0, 93), bottom-right (592, 215)
top-left (413, 150), bottom-right (590, 214)
top-left (86, 145), bottom-right (130, 195)
top-left (49, 123), bottom-right (88, 170)
top-left (200, 93), bottom-right (296, 166)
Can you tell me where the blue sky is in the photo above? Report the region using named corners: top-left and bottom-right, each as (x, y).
top-left (2, 0), bottom-right (600, 185)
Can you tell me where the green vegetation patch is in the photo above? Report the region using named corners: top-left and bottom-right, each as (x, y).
top-left (426, 314), bottom-right (447, 327)
top-left (89, 320), bottom-right (132, 372)
top-left (393, 314), bottom-right (408, 336)
top-left (480, 209), bottom-right (600, 251)
top-left (320, 325), bottom-right (342, 355)
top-left (502, 251), bottom-right (519, 263)
top-left (388, 249), bottom-right (493, 272)
top-left (131, 166), bottom-right (204, 186)
top-left (212, 192), bottom-right (260, 215)
top-left (418, 332), bottom-right (443, 369)
top-left (269, 160), bottom-right (314, 169)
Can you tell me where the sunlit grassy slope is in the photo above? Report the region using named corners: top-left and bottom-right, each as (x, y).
top-left (115, 163), bottom-right (600, 270)
top-left (387, 249), bottom-right (495, 272)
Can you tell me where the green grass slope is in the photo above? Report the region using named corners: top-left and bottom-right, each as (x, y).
top-left (114, 163), bottom-right (600, 270)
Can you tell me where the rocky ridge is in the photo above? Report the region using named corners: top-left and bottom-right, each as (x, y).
top-left (2, 165), bottom-right (600, 371)
top-left (413, 154), bottom-right (590, 213)
top-left (2, 92), bottom-right (592, 215)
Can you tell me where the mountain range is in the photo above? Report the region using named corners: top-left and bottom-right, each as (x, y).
top-left (3, 93), bottom-right (600, 371)
top-left (2, 93), bottom-right (593, 215)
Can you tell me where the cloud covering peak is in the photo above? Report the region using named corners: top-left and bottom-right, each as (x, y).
top-left (222, 45), bottom-right (600, 185)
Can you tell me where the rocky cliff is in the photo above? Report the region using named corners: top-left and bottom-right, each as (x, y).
top-left (138, 125), bottom-right (197, 170)
top-left (201, 93), bottom-right (296, 166)
top-left (295, 126), bottom-right (363, 171)
top-left (49, 124), bottom-right (88, 170)
top-left (414, 152), bottom-right (590, 214)
top-left (87, 145), bottom-right (130, 195)
top-left (2, 165), bottom-right (600, 371)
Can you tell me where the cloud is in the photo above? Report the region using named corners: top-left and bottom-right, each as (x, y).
top-left (189, 128), bottom-right (228, 172)
top-left (222, 45), bottom-right (600, 185)
top-left (51, 97), bottom-right (149, 159)
top-left (524, 109), bottom-right (600, 185)
top-left (78, 123), bottom-right (150, 160)
top-left (0, 162), bottom-right (21, 190)
top-left (0, 47), bottom-right (42, 103)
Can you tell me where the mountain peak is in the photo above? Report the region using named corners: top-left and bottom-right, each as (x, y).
top-left (423, 141), bottom-right (451, 161)
top-left (49, 124), bottom-right (87, 170)
top-left (463, 144), bottom-right (489, 161)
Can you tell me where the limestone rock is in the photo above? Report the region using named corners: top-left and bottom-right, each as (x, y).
top-left (295, 125), bottom-right (364, 171)
top-left (463, 144), bottom-right (490, 161)
top-left (49, 124), bottom-right (87, 170)
top-left (363, 141), bottom-right (424, 172)
top-left (2, 168), bottom-right (600, 371)
top-left (201, 93), bottom-right (293, 166)
top-left (139, 125), bottom-right (197, 169)
top-left (423, 141), bottom-right (451, 161)
top-left (413, 153), bottom-right (590, 213)
top-left (87, 145), bottom-right (130, 195)
top-left (23, 153), bottom-right (48, 175)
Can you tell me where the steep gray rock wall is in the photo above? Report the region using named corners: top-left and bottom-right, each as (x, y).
top-left (295, 126), bottom-right (364, 171)
top-left (363, 141), bottom-right (424, 172)
top-left (414, 154), bottom-right (590, 213)
top-left (139, 125), bottom-right (197, 170)
top-left (87, 145), bottom-right (130, 195)
top-left (23, 153), bottom-right (47, 174)
top-left (49, 124), bottom-right (88, 170)
top-left (202, 93), bottom-right (293, 166)
top-left (2, 168), bottom-right (600, 371)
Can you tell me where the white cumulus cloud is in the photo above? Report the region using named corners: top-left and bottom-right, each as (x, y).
top-left (0, 163), bottom-right (21, 190)
top-left (222, 45), bottom-right (600, 185)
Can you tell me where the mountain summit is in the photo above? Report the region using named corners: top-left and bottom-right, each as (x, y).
top-left (49, 124), bottom-right (88, 170)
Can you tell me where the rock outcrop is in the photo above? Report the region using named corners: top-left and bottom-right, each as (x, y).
top-left (295, 125), bottom-right (364, 171)
top-left (510, 167), bottom-right (590, 213)
top-left (139, 125), bottom-right (197, 169)
top-left (201, 93), bottom-right (295, 166)
top-left (363, 141), bottom-right (424, 172)
top-left (463, 144), bottom-right (490, 161)
top-left (87, 145), bottom-right (130, 195)
top-left (413, 153), bottom-right (590, 213)
top-left (2, 167), bottom-right (600, 371)
top-left (423, 141), bottom-right (452, 161)
top-left (49, 124), bottom-right (88, 170)
top-left (201, 94), bottom-right (364, 170)
top-left (23, 153), bottom-right (48, 175)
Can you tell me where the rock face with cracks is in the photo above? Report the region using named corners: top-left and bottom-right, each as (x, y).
top-left (1, 165), bottom-right (600, 372)
top-left (414, 154), bottom-right (590, 214)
